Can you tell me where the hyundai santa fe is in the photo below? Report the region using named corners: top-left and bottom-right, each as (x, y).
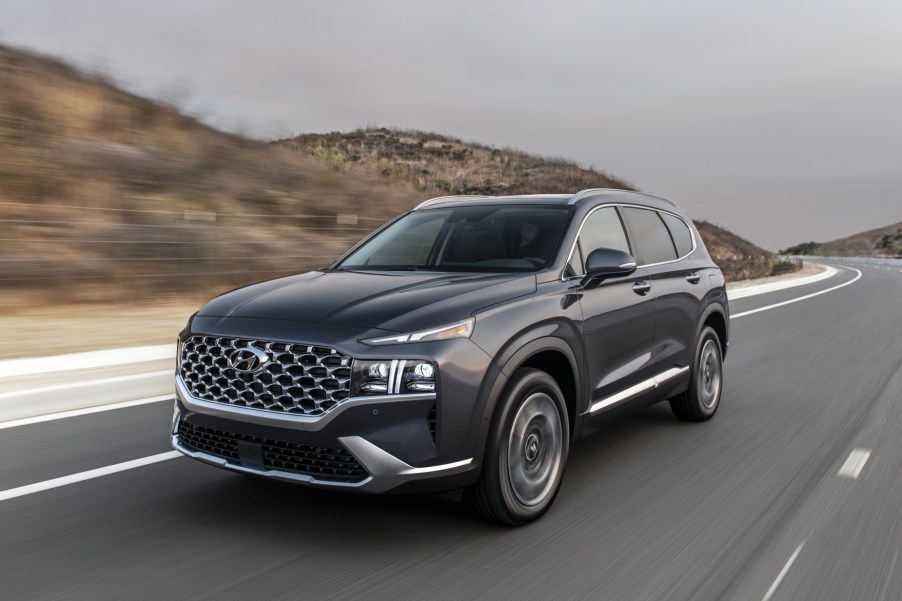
top-left (172, 188), bottom-right (729, 525)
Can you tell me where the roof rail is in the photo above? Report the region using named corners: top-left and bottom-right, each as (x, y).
top-left (567, 188), bottom-right (611, 205)
top-left (413, 194), bottom-right (492, 210)
top-left (567, 188), bottom-right (676, 207)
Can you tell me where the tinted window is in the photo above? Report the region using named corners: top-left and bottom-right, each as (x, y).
top-left (660, 212), bottom-right (693, 257)
top-left (621, 207), bottom-right (678, 265)
top-left (575, 207), bottom-right (630, 272)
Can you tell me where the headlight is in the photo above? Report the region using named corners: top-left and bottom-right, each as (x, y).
top-left (352, 359), bottom-right (437, 396)
top-left (361, 318), bottom-right (474, 345)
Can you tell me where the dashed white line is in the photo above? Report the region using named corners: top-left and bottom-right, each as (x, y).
top-left (762, 542), bottom-right (805, 601)
top-left (0, 394), bottom-right (173, 430)
top-left (838, 448), bottom-right (872, 479)
top-left (0, 451), bottom-right (182, 503)
top-left (878, 549), bottom-right (898, 601)
top-left (732, 267), bottom-right (862, 319)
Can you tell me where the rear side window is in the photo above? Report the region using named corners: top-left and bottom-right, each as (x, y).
top-left (621, 207), bottom-right (678, 265)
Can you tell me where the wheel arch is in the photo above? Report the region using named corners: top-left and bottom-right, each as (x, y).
top-left (700, 303), bottom-right (728, 358)
top-left (474, 335), bottom-right (583, 462)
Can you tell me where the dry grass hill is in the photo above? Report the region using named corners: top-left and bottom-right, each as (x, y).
top-left (781, 222), bottom-right (902, 258)
top-left (1, 43), bottom-right (775, 312)
top-left (281, 129), bottom-right (776, 280)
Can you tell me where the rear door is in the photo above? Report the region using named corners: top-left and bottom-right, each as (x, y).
top-left (620, 207), bottom-right (702, 373)
top-left (572, 206), bottom-right (657, 416)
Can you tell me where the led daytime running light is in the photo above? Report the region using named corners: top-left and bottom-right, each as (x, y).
top-left (363, 318), bottom-right (474, 345)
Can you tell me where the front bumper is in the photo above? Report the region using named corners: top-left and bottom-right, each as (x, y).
top-left (172, 376), bottom-right (476, 493)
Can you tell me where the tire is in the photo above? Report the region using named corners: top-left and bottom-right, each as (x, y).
top-left (464, 368), bottom-right (569, 526)
top-left (670, 326), bottom-right (723, 421)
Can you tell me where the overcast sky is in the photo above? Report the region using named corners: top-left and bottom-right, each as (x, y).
top-left (3, 0), bottom-right (900, 249)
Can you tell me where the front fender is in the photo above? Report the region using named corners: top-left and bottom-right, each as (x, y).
top-left (468, 332), bottom-right (583, 464)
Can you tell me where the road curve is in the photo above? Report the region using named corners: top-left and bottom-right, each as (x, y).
top-left (1, 263), bottom-right (901, 601)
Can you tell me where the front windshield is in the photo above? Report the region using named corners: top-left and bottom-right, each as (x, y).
top-left (336, 205), bottom-right (572, 272)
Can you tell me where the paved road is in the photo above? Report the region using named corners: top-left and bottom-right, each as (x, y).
top-left (2, 263), bottom-right (900, 601)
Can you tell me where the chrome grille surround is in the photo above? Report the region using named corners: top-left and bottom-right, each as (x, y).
top-left (179, 335), bottom-right (352, 416)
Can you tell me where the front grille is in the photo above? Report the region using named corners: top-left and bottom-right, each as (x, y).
top-left (179, 335), bottom-right (352, 416)
top-left (177, 420), bottom-right (369, 483)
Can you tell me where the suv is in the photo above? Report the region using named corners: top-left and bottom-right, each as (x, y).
top-left (173, 189), bottom-right (728, 525)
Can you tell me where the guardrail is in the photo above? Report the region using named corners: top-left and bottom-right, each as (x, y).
top-left (786, 255), bottom-right (902, 267)
top-left (0, 199), bottom-right (391, 298)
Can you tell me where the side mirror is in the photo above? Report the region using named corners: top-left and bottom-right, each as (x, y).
top-left (581, 248), bottom-right (637, 287)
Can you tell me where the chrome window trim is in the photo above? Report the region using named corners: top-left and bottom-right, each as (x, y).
top-left (175, 375), bottom-right (434, 432)
top-left (561, 203), bottom-right (697, 281)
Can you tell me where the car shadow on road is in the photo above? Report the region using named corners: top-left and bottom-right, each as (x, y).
top-left (169, 402), bottom-right (687, 542)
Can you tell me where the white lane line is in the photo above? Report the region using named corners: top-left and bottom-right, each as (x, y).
top-left (878, 549), bottom-right (898, 601)
top-left (0, 451), bottom-right (181, 503)
top-left (762, 542), bottom-right (805, 601)
top-left (732, 267), bottom-right (862, 319)
top-left (837, 448), bottom-right (872, 479)
top-left (0, 370), bottom-right (172, 400)
top-left (0, 395), bottom-right (173, 430)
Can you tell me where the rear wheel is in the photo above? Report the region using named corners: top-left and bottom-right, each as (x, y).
top-left (464, 368), bottom-right (569, 526)
top-left (670, 326), bottom-right (723, 421)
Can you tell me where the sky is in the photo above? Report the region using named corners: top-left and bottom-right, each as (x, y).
top-left (2, 0), bottom-right (900, 250)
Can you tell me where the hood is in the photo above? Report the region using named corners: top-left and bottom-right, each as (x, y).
top-left (199, 270), bottom-right (536, 332)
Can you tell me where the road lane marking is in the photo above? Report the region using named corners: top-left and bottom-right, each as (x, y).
top-left (837, 448), bottom-right (872, 479)
top-left (0, 451), bottom-right (181, 503)
top-left (878, 549), bottom-right (898, 601)
top-left (0, 370), bottom-right (172, 400)
top-left (731, 267), bottom-right (862, 319)
top-left (762, 542), bottom-right (805, 601)
top-left (0, 395), bottom-right (173, 430)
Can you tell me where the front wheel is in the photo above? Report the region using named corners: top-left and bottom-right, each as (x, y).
top-left (670, 326), bottom-right (723, 421)
top-left (464, 368), bottom-right (569, 526)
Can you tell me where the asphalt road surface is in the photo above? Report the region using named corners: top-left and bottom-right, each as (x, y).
top-left (2, 262), bottom-right (901, 601)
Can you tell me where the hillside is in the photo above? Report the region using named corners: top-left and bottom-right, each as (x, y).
top-left (781, 222), bottom-right (902, 258)
top-left (281, 129), bottom-right (776, 280)
top-left (1, 43), bottom-right (774, 312)
top-left (0, 44), bottom-right (422, 305)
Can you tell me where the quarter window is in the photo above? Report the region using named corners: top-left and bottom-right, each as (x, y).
top-left (660, 212), bottom-right (694, 257)
top-left (621, 207), bottom-right (678, 265)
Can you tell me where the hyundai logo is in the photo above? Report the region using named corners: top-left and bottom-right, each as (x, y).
top-left (228, 347), bottom-right (270, 373)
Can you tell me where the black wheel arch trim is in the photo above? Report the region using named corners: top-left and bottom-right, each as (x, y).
top-left (697, 302), bottom-right (729, 358)
top-left (470, 333), bottom-right (583, 465)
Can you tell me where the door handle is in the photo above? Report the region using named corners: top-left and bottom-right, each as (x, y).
top-left (632, 282), bottom-right (651, 296)
top-left (686, 273), bottom-right (701, 284)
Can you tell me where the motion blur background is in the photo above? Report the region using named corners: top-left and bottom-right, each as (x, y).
top-left (0, 0), bottom-right (900, 356)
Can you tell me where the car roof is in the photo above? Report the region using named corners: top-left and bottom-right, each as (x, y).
top-left (412, 188), bottom-right (678, 212)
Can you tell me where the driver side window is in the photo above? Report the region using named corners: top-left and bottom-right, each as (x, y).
top-left (571, 207), bottom-right (631, 275)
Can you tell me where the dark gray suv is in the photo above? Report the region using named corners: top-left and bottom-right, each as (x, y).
top-left (173, 189), bottom-right (728, 525)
